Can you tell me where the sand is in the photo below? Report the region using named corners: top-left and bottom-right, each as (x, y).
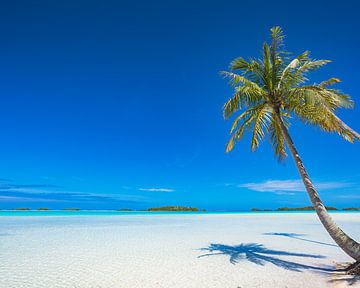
top-left (0, 212), bottom-right (359, 288)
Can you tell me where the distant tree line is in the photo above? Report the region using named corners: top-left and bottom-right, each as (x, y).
top-left (251, 206), bottom-right (360, 212)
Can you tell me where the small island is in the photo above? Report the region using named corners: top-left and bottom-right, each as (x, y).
top-left (343, 207), bottom-right (360, 211)
top-left (117, 208), bottom-right (133, 211)
top-left (277, 206), bottom-right (338, 211)
top-left (251, 208), bottom-right (272, 212)
top-left (37, 208), bottom-right (50, 211)
top-left (12, 208), bottom-right (31, 211)
top-left (62, 208), bottom-right (81, 211)
top-left (147, 206), bottom-right (200, 212)
top-left (251, 206), bottom-right (339, 212)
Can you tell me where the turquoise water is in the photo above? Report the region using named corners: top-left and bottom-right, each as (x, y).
top-left (0, 210), bottom-right (358, 216)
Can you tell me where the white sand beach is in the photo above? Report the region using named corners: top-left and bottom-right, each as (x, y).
top-left (0, 213), bottom-right (359, 288)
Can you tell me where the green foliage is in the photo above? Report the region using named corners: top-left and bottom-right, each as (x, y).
top-left (147, 206), bottom-right (200, 211)
top-left (251, 208), bottom-right (272, 212)
top-left (277, 206), bottom-right (338, 211)
top-left (251, 207), bottom-right (339, 211)
top-left (223, 27), bottom-right (357, 159)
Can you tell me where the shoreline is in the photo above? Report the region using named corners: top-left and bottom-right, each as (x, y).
top-left (1, 210), bottom-right (359, 217)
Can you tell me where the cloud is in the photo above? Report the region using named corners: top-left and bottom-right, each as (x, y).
top-left (0, 183), bottom-right (61, 194)
top-left (0, 189), bottom-right (146, 204)
top-left (0, 180), bottom-right (146, 204)
top-left (238, 179), bottom-right (349, 194)
top-left (84, 193), bottom-right (147, 202)
top-left (139, 188), bottom-right (174, 192)
top-left (0, 195), bottom-right (65, 202)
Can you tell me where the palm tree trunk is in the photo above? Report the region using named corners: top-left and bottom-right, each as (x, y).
top-left (274, 112), bottom-right (360, 262)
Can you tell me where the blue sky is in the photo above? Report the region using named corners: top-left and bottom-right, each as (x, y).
top-left (0, 0), bottom-right (359, 210)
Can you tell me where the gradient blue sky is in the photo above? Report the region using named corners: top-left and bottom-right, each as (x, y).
top-left (0, 0), bottom-right (359, 210)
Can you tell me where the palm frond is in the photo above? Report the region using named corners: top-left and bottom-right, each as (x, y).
top-left (262, 43), bottom-right (272, 90)
top-left (270, 26), bottom-right (286, 89)
top-left (268, 112), bottom-right (288, 161)
top-left (280, 58), bottom-right (330, 89)
top-left (320, 77), bottom-right (341, 87)
top-left (225, 107), bottom-right (260, 152)
top-left (230, 57), bottom-right (265, 85)
top-left (287, 85), bottom-right (354, 111)
top-left (223, 26), bottom-right (359, 158)
top-left (250, 105), bottom-right (272, 151)
top-left (223, 81), bottom-right (266, 119)
top-left (220, 71), bottom-right (260, 87)
top-left (270, 26), bottom-right (285, 57)
top-left (294, 103), bottom-right (355, 143)
top-left (297, 60), bottom-right (330, 73)
top-left (277, 51), bottom-right (310, 89)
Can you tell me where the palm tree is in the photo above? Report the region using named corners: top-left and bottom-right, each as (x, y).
top-left (222, 26), bottom-right (360, 273)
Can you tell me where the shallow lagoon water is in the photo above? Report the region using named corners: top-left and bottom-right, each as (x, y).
top-left (0, 212), bottom-right (359, 288)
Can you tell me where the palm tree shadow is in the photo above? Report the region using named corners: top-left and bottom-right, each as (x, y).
top-left (329, 275), bottom-right (360, 286)
top-left (198, 243), bottom-right (334, 272)
top-left (328, 263), bottom-right (360, 286)
top-left (264, 232), bottom-right (338, 247)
